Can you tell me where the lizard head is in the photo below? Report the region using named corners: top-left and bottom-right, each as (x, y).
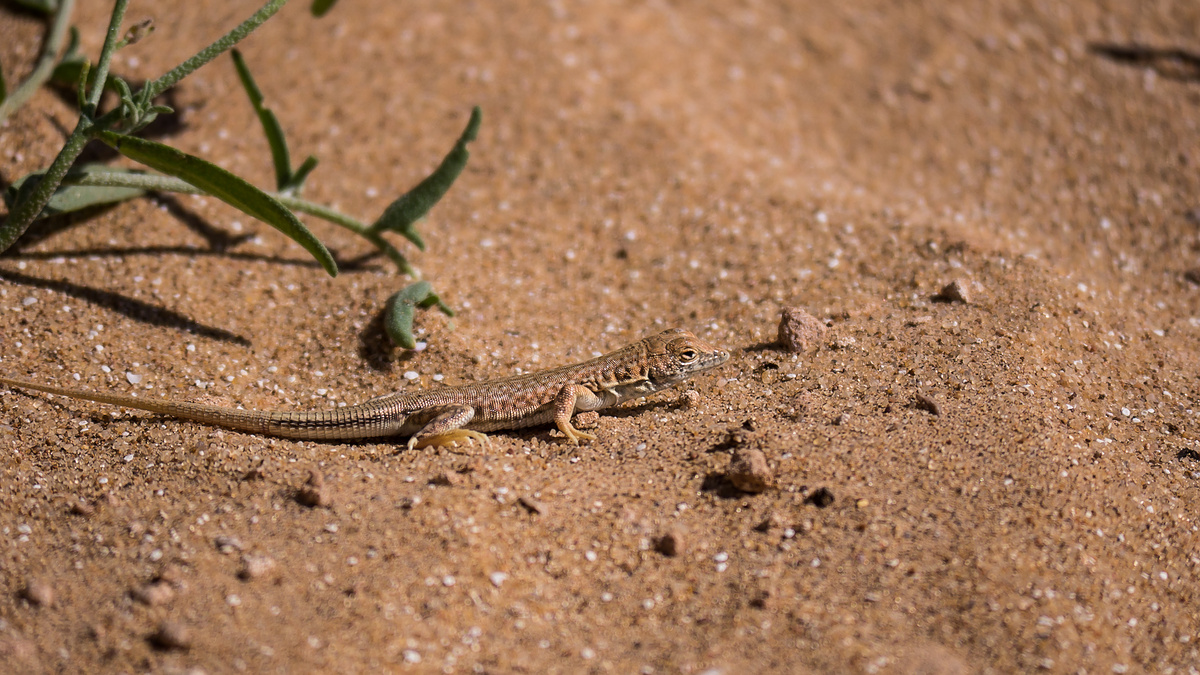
top-left (643, 328), bottom-right (730, 388)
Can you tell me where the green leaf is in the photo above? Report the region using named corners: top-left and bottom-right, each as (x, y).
top-left (383, 281), bottom-right (453, 349)
top-left (232, 49), bottom-right (293, 191)
top-left (140, 0), bottom-right (288, 103)
top-left (230, 49), bottom-right (263, 106)
top-left (96, 130), bottom-right (337, 277)
top-left (310, 0), bottom-right (337, 17)
top-left (369, 106), bottom-right (481, 250)
top-left (4, 165), bottom-right (146, 216)
top-left (283, 155), bottom-right (318, 194)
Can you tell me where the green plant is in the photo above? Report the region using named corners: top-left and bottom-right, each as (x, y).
top-left (0, 0), bottom-right (476, 349)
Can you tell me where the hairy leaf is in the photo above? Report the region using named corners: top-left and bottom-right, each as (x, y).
top-left (4, 166), bottom-right (146, 216)
top-left (232, 49), bottom-right (292, 190)
top-left (283, 155), bottom-right (319, 194)
top-left (383, 281), bottom-right (452, 349)
top-left (97, 130), bottom-right (337, 276)
top-left (370, 106), bottom-right (481, 249)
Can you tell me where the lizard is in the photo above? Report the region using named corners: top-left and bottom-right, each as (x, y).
top-left (0, 328), bottom-right (729, 451)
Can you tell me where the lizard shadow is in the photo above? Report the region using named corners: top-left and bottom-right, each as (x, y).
top-left (601, 397), bottom-right (685, 420)
top-left (0, 267), bottom-right (252, 346)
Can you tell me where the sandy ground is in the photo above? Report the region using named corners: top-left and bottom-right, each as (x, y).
top-left (1, 1), bottom-right (1199, 673)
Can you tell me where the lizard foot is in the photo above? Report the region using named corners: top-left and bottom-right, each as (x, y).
top-left (557, 422), bottom-right (598, 445)
top-left (409, 429), bottom-right (489, 451)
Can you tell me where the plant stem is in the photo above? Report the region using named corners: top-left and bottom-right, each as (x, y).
top-left (1, 0), bottom-right (292, 253)
top-left (142, 0), bottom-right (289, 101)
top-left (0, 116), bottom-right (93, 251)
top-left (86, 0), bottom-right (129, 113)
top-left (279, 196), bottom-right (416, 276)
top-left (55, 169), bottom-right (419, 277)
top-left (0, 0), bottom-right (78, 123)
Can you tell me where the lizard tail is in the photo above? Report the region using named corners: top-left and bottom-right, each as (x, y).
top-left (0, 376), bottom-right (398, 441)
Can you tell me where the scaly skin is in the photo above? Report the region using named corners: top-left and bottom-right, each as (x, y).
top-left (0, 328), bottom-right (729, 450)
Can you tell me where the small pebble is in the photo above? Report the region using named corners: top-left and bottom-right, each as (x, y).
top-left (806, 487), bottom-right (836, 508)
top-left (148, 621), bottom-right (191, 651)
top-left (518, 495), bottom-right (548, 515)
top-left (777, 307), bottom-right (826, 353)
top-left (295, 470), bottom-right (331, 508)
top-left (831, 335), bottom-right (857, 349)
top-left (1185, 268), bottom-right (1200, 286)
top-left (680, 389), bottom-right (702, 410)
top-left (132, 581), bottom-right (174, 606)
top-left (728, 448), bottom-right (773, 493)
top-left (754, 512), bottom-right (780, 532)
top-left (915, 393), bottom-right (943, 416)
top-left (573, 411), bottom-right (600, 429)
top-left (724, 419), bottom-right (757, 447)
top-left (749, 589), bottom-right (771, 609)
top-left (214, 535), bottom-right (243, 553)
top-left (655, 526), bottom-right (687, 557)
top-left (933, 279), bottom-right (973, 303)
top-left (21, 579), bottom-right (54, 607)
top-left (239, 554), bottom-right (278, 581)
top-left (154, 564), bottom-right (186, 588)
top-left (429, 471), bottom-right (462, 487)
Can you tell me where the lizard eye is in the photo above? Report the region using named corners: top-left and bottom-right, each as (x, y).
top-left (679, 348), bottom-right (698, 362)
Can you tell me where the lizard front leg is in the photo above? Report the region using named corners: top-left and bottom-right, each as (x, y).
top-left (407, 404), bottom-right (488, 451)
top-left (552, 384), bottom-right (603, 444)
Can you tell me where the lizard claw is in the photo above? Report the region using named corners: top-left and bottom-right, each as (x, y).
top-left (557, 421), bottom-right (598, 444)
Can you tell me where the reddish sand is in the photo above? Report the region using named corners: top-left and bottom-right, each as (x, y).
top-left (1, 1), bottom-right (1198, 672)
